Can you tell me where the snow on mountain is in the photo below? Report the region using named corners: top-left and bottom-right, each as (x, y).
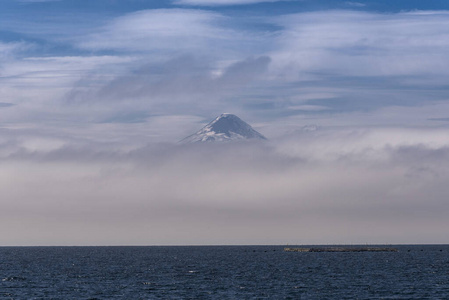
top-left (180, 113), bottom-right (267, 143)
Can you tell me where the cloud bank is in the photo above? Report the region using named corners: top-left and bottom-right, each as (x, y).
top-left (2, 128), bottom-right (449, 245)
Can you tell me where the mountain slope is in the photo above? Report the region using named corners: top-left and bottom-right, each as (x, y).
top-left (181, 113), bottom-right (267, 143)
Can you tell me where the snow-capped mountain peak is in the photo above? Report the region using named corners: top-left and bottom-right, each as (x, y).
top-left (181, 113), bottom-right (267, 143)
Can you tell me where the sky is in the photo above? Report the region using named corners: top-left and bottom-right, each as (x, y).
top-left (2, 0), bottom-right (449, 245)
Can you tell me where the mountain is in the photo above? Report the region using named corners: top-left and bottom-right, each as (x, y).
top-left (181, 113), bottom-right (267, 143)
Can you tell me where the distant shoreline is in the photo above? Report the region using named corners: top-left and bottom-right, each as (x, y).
top-left (284, 247), bottom-right (399, 252)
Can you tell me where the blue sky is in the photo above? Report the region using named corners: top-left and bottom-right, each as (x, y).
top-left (2, 0), bottom-right (449, 245)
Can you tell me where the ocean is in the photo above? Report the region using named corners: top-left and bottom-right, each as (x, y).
top-left (1, 245), bottom-right (448, 299)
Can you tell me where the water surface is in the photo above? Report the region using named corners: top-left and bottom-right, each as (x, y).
top-left (1, 245), bottom-right (448, 299)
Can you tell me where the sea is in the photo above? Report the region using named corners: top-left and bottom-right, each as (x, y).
top-left (1, 245), bottom-right (448, 299)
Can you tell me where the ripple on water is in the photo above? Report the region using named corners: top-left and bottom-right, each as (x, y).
top-left (0, 245), bottom-right (448, 298)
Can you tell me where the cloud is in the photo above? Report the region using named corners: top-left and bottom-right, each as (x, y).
top-left (4, 55), bottom-right (133, 87)
top-left (66, 55), bottom-right (271, 121)
top-left (2, 127), bottom-right (449, 245)
top-left (6, 8), bottom-right (449, 133)
top-left (0, 103), bottom-right (14, 108)
top-left (428, 117), bottom-right (449, 122)
top-left (3, 2), bottom-right (449, 246)
top-left (16, 0), bottom-right (61, 2)
top-left (174, 0), bottom-right (290, 6)
top-left (0, 41), bottom-right (31, 60)
top-left (344, 1), bottom-right (366, 7)
top-left (271, 10), bottom-right (449, 79)
top-left (0, 54), bottom-right (137, 133)
top-left (78, 9), bottom-right (237, 54)
top-left (240, 9), bottom-right (449, 120)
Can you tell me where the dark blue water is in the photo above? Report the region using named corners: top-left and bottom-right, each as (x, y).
top-left (1, 245), bottom-right (448, 299)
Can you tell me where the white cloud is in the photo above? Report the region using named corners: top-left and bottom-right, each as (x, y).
top-left (344, 1), bottom-right (366, 7)
top-left (64, 55), bottom-right (271, 124)
top-left (0, 41), bottom-right (31, 61)
top-left (3, 8), bottom-right (449, 156)
top-left (174, 0), bottom-right (290, 6)
top-left (16, 0), bottom-right (61, 2)
top-left (287, 104), bottom-right (330, 111)
top-left (0, 55), bottom-right (136, 125)
top-left (271, 10), bottom-right (449, 78)
top-left (2, 127), bottom-right (449, 245)
top-left (78, 9), bottom-right (240, 55)
top-left (3, 55), bottom-right (133, 86)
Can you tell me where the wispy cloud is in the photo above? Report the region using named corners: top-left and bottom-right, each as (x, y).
top-left (256, 9), bottom-right (449, 119)
top-left (0, 41), bottom-right (32, 59)
top-left (173, 0), bottom-right (290, 6)
top-left (16, 0), bottom-right (62, 2)
top-left (0, 103), bottom-right (14, 108)
top-left (3, 8), bottom-right (449, 142)
top-left (344, 1), bottom-right (366, 7)
top-left (272, 10), bottom-right (449, 78)
top-left (77, 9), bottom-right (238, 55)
top-left (64, 55), bottom-right (271, 125)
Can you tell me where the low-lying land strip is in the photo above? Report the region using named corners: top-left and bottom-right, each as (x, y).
top-left (284, 247), bottom-right (398, 252)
